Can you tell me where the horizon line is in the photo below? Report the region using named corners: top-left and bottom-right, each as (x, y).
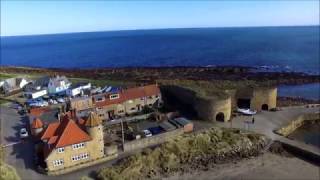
top-left (1, 24), bottom-right (319, 38)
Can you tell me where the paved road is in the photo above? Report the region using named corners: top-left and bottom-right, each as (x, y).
top-left (215, 105), bottom-right (320, 154)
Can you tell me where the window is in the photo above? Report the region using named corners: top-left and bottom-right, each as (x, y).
top-left (99, 114), bottom-right (104, 117)
top-left (130, 107), bottom-right (136, 111)
top-left (72, 143), bottom-right (85, 149)
top-left (110, 94), bottom-right (119, 100)
top-left (155, 95), bottom-right (159, 98)
top-left (140, 97), bottom-right (145, 100)
top-left (148, 96), bottom-right (153, 99)
top-left (57, 147), bottom-right (64, 153)
top-left (96, 96), bottom-right (104, 102)
top-left (118, 110), bottom-right (124, 113)
top-left (53, 159), bottom-right (64, 167)
top-left (71, 153), bottom-right (89, 162)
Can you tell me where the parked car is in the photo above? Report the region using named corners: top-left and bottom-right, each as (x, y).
top-left (18, 109), bottom-right (27, 115)
top-left (143, 129), bottom-right (152, 137)
top-left (57, 98), bottom-right (65, 103)
top-left (148, 126), bottom-right (164, 135)
top-left (20, 128), bottom-right (29, 138)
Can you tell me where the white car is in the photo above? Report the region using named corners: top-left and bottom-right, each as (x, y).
top-left (20, 128), bottom-right (29, 138)
top-left (143, 130), bottom-right (152, 137)
top-left (57, 98), bottom-right (65, 103)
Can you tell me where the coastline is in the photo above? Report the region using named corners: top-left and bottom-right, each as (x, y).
top-left (1, 66), bottom-right (319, 86)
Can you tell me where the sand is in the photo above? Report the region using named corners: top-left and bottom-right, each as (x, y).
top-left (164, 153), bottom-right (320, 180)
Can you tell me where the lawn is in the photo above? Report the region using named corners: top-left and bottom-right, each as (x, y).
top-left (69, 77), bottom-right (135, 87)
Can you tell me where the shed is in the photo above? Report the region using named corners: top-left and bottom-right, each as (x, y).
top-left (159, 121), bottom-right (176, 132)
top-left (172, 117), bottom-right (193, 133)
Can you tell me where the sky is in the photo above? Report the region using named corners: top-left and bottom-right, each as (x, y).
top-left (1, 1), bottom-right (319, 36)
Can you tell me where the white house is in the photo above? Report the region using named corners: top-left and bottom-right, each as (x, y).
top-left (47, 75), bottom-right (71, 94)
top-left (66, 82), bottom-right (91, 97)
top-left (2, 77), bottom-right (30, 94)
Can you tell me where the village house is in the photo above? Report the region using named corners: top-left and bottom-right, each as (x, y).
top-left (66, 82), bottom-right (91, 97)
top-left (69, 96), bottom-right (94, 112)
top-left (93, 84), bottom-right (162, 120)
top-left (0, 77), bottom-right (30, 95)
top-left (47, 75), bottom-right (71, 94)
top-left (32, 111), bottom-right (105, 172)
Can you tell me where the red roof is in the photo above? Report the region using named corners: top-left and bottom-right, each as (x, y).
top-left (29, 107), bottom-right (50, 117)
top-left (95, 84), bottom-right (160, 108)
top-left (41, 115), bottom-right (91, 149)
top-left (31, 118), bottom-right (44, 129)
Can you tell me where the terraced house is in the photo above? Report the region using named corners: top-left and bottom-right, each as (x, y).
top-left (39, 112), bottom-right (104, 172)
top-left (93, 84), bottom-right (162, 120)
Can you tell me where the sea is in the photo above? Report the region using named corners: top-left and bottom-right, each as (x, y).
top-left (1, 26), bottom-right (319, 99)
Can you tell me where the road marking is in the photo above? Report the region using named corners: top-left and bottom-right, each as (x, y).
top-left (2, 141), bottom-right (21, 148)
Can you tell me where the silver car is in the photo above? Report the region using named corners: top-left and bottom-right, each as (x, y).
top-left (20, 128), bottom-right (29, 138)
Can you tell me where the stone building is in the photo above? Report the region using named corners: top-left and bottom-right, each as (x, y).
top-left (93, 84), bottom-right (162, 120)
top-left (39, 111), bottom-right (105, 172)
top-left (230, 87), bottom-right (277, 111)
top-left (69, 96), bottom-right (93, 111)
top-left (162, 85), bottom-right (277, 122)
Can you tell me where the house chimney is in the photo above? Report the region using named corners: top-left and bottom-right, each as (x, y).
top-left (57, 113), bottom-right (61, 122)
top-left (72, 108), bottom-right (77, 119)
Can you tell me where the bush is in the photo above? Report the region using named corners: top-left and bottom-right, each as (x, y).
top-left (0, 162), bottom-right (20, 180)
top-left (96, 127), bottom-right (267, 180)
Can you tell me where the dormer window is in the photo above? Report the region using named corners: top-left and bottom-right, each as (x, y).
top-left (57, 147), bottom-right (64, 153)
top-left (110, 94), bottom-right (119, 100)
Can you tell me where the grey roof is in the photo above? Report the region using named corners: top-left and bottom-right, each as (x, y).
top-left (34, 76), bottom-right (51, 87)
top-left (49, 75), bottom-right (71, 87)
top-left (159, 121), bottom-right (176, 131)
top-left (3, 77), bottom-right (29, 90)
top-left (173, 117), bottom-right (192, 126)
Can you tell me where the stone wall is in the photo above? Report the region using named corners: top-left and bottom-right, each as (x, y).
top-left (47, 154), bottom-right (118, 176)
top-left (123, 128), bottom-right (184, 152)
top-left (162, 85), bottom-right (231, 122)
top-left (194, 97), bottom-right (231, 122)
top-left (276, 112), bottom-right (320, 136)
top-left (162, 85), bottom-right (277, 122)
top-left (250, 87), bottom-right (277, 111)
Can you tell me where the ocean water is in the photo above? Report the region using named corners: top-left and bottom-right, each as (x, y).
top-left (278, 83), bottom-right (320, 100)
top-left (1, 26), bottom-right (319, 74)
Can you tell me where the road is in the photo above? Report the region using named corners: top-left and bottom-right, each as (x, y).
top-left (215, 105), bottom-right (320, 154)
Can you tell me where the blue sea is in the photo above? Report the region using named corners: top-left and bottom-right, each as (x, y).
top-left (1, 26), bottom-right (319, 74)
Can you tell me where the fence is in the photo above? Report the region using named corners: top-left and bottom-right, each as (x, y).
top-left (123, 128), bottom-right (184, 152)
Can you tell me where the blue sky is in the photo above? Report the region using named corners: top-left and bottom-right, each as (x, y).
top-left (1, 1), bottom-right (319, 36)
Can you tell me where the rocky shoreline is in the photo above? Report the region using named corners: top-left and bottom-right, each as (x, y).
top-left (0, 66), bottom-right (319, 86)
top-left (277, 97), bottom-right (320, 107)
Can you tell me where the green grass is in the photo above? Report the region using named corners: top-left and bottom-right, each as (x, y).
top-left (0, 73), bottom-right (16, 81)
top-left (0, 139), bottom-right (20, 180)
top-left (69, 77), bottom-right (135, 87)
top-left (0, 99), bottom-right (10, 105)
top-left (97, 127), bottom-right (266, 180)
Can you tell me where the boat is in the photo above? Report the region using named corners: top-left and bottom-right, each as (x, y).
top-left (237, 108), bottom-right (257, 115)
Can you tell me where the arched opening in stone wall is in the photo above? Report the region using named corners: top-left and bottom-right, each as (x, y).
top-left (216, 112), bottom-right (225, 122)
top-left (261, 104), bottom-right (269, 111)
top-left (237, 98), bottom-right (251, 109)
